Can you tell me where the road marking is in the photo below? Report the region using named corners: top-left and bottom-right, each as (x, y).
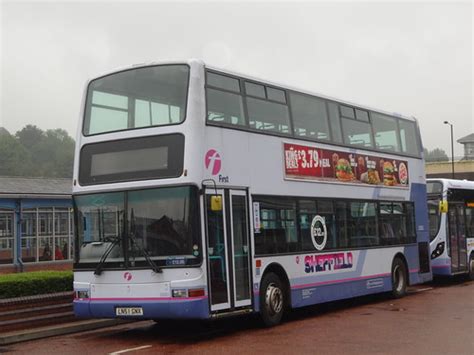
top-left (109, 345), bottom-right (152, 354)
top-left (409, 287), bottom-right (433, 293)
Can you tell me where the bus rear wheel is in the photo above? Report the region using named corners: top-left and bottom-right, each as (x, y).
top-left (391, 258), bottom-right (407, 298)
top-left (260, 272), bottom-right (285, 327)
top-left (468, 254), bottom-right (474, 281)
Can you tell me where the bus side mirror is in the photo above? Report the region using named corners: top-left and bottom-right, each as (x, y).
top-left (439, 200), bottom-right (448, 213)
top-left (210, 195), bottom-right (222, 212)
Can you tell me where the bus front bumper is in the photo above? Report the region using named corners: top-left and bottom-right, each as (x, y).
top-left (74, 297), bottom-right (210, 320)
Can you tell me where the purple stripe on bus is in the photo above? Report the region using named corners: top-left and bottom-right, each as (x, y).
top-left (291, 272), bottom-right (391, 289)
top-left (255, 268), bottom-right (419, 295)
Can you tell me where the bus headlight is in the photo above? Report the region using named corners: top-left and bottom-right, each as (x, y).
top-left (75, 290), bottom-right (90, 299)
top-left (172, 289), bottom-right (188, 298)
top-left (431, 242), bottom-right (445, 259)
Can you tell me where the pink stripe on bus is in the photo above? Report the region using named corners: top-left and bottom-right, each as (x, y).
top-left (78, 296), bottom-right (208, 301)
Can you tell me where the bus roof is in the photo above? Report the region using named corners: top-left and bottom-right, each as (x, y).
top-left (87, 58), bottom-right (418, 125)
top-left (205, 63), bottom-right (418, 124)
top-left (427, 178), bottom-right (474, 190)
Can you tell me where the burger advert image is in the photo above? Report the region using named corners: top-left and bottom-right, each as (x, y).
top-left (284, 143), bottom-right (409, 188)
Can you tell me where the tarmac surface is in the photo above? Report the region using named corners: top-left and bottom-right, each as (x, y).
top-left (1, 278), bottom-right (473, 355)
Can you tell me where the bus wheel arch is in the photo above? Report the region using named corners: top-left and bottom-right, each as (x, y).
top-left (391, 253), bottom-right (408, 298)
top-left (259, 263), bottom-right (291, 327)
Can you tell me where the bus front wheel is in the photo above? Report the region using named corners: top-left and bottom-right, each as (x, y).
top-left (260, 272), bottom-right (285, 327)
top-left (391, 258), bottom-right (407, 298)
top-left (468, 254), bottom-right (474, 281)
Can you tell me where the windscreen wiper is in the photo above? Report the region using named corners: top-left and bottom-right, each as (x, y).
top-left (129, 235), bottom-right (162, 273)
top-left (94, 236), bottom-right (120, 276)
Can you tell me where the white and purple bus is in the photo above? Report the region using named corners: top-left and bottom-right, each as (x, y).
top-left (73, 59), bottom-right (432, 326)
top-left (428, 179), bottom-right (474, 279)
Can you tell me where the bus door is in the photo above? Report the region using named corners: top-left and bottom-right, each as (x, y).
top-left (448, 203), bottom-right (468, 273)
top-left (204, 189), bottom-right (252, 312)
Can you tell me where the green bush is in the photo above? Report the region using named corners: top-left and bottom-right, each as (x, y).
top-left (0, 271), bottom-right (73, 299)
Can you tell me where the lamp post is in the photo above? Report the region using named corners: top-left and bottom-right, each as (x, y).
top-left (443, 121), bottom-right (455, 179)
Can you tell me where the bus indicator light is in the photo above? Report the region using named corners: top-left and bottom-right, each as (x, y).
top-left (256, 259), bottom-right (262, 268)
top-left (211, 195), bottom-right (222, 211)
top-left (188, 288), bottom-right (205, 297)
top-left (439, 200), bottom-right (448, 213)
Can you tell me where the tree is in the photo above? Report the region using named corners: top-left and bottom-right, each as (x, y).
top-left (424, 147), bottom-right (449, 162)
top-left (27, 128), bottom-right (75, 177)
top-left (0, 134), bottom-right (32, 176)
top-left (15, 125), bottom-right (45, 151)
top-left (0, 125), bottom-right (75, 178)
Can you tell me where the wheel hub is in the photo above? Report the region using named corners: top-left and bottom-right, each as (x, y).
top-left (394, 265), bottom-right (404, 292)
top-left (265, 283), bottom-right (283, 315)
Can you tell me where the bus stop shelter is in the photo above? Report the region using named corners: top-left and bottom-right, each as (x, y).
top-left (0, 177), bottom-right (73, 272)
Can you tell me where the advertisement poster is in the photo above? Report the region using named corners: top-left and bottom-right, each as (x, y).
top-left (284, 143), bottom-right (409, 187)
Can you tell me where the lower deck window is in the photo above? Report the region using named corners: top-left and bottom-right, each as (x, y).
top-left (254, 196), bottom-right (417, 255)
top-left (258, 198), bottom-right (297, 254)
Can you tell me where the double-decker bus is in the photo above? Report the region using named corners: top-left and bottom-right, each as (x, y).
top-left (427, 178), bottom-right (474, 279)
top-left (73, 59), bottom-right (431, 326)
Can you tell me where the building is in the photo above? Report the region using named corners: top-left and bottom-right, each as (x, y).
top-left (0, 177), bottom-right (73, 273)
top-left (425, 160), bottom-right (474, 180)
top-left (425, 132), bottom-right (474, 180)
top-left (457, 133), bottom-right (474, 160)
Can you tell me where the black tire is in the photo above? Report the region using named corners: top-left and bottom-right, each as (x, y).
top-left (468, 254), bottom-right (474, 281)
top-left (259, 272), bottom-right (286, 327)
top-left (391, 257), bottom-right (407, 298)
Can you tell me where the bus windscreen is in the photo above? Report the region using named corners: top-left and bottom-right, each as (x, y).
top-left (83, 64), bottom-right (189, 136)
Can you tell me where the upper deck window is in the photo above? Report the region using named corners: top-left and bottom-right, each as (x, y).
top-left (83, 65), bottom-right (189, 136)
top-left (204, 69), bottom-right (422, 158)
top-left (340, 105), bottom-right (355, 119)
top-left (245, 81), bottom-right (291, 134)
top-left (245, 82), bottom-right (266, 99)
top-left (355, 109), bottom-right (369, 122)
top-left (247, 98), bottom-right (291, 134)
top-left (399, 119), bottom-right (420, 155)
top-left (372, 112), bottom-right (400, 152)
top-left (327, 102), bottom-right (343, 143)
top-left (341, 117), bottom-right (373, 148)
top-left (207, 72), bottom-right (245, 127)
top-left (290, 92), bottom-right (330, 140)
top-left (339, 105), bottom-right (373, 148)
top-left (267, 87), bottom-right (286, 103)
top-left (207, 72), bottom-right (240, 92)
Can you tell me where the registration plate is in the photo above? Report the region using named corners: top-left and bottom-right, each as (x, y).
top-left (115, 307), bottom-right (143, 316)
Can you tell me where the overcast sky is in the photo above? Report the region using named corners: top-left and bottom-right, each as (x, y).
top-left (1, 1), bottom-right (472, 156)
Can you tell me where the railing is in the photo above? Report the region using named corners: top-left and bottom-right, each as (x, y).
top-left (425, 155), bottom-right (473, 163)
